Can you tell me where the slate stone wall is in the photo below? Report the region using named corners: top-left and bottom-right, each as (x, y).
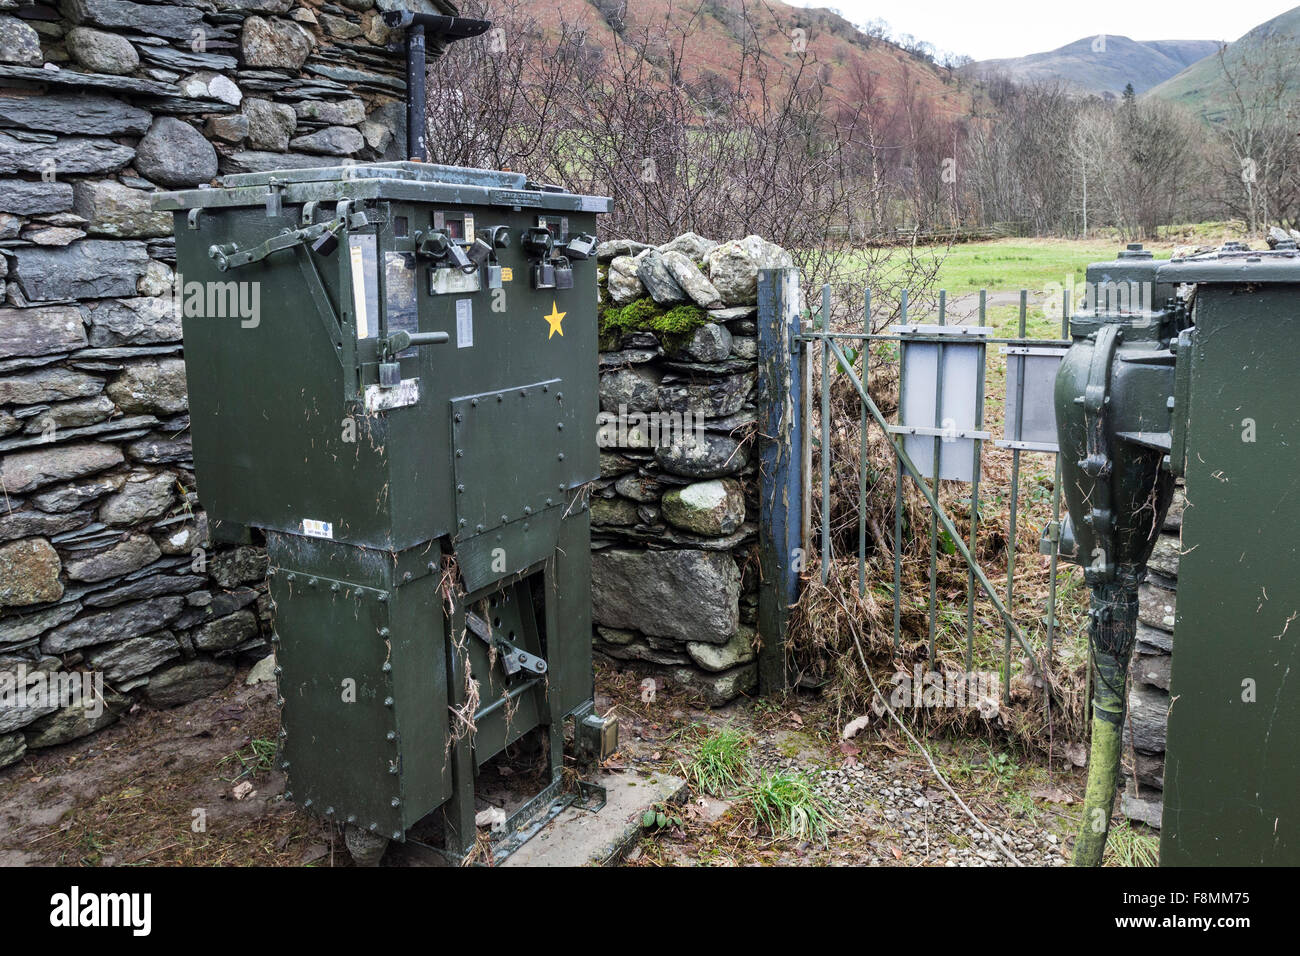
top-left (1120, 484), bottom-right (1184, 829)
top-left (590, 233), bottom-right (793, 706)
top-left (0, 0), bottom-right (422, 767)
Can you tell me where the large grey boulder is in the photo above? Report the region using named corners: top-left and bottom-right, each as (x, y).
top-left (22, 689), bottom-right (130, 748)
top-left (591, 548), bottom-right (739, 643)
top-left (597, 239), bottom-right (651, 262)
top-left (295, 98), bottom-right (366, 125)
top-left (190, 609), bottom-right (258, 652)
top-left (31, 474), bottom-right (124, 514)
top-left (661, 479), bottom-right (745, 536)
top-left (65, 26), bottom-right (138, 74)
top-left (1124, 683), bottom-right (1169, 755)
top-left (0, 602), bottom-right (80, 649)
top-left (222, 150), bottom-right (329, 174)
top-left (0, 368), bottom-right (103, 406)
top-left (705, 235), bottom-right (794, 306)
top-left (0, 509), bottom-right (92, 543)
top-left (1120, 791), bottom-right (1162, 829)
top-left (590, 496), bottom-right (638, 528)
top-left (134, 117), bottom-right (218, 188)
top-left (23, 395), bottom-right (116, 434)
top-left (207, 113), bottom-right (250, 143)
top-left (63, 0), bottom-right (204, 41)
top-left (0, 661), bottom-right (59, 733)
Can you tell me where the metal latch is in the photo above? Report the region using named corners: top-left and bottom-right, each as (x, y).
top-left (465, 612), bottom-right (547, 676)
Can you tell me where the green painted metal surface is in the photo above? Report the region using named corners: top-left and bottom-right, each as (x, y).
top-left (156, 162), bottom-right (610, 856)
top-left (1159, 251), bottom-right (1300, 865)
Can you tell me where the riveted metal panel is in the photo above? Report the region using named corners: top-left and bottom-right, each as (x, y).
top-left (451, 379), bottom-right (588, 540)
top-left (1161, 280), bottom-right (1300, 865)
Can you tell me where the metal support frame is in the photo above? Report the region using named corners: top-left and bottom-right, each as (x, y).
top-left (756, 268), bottom-right (804, 694)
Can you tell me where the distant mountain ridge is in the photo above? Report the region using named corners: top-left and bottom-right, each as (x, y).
top-left (974, 35), bottom-right (1221, 95)
top-left (1148, 6), bottom-right (1300, 119)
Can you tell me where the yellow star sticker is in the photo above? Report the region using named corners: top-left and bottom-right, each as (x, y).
top-left (543, 301), bottom-right (566, 339)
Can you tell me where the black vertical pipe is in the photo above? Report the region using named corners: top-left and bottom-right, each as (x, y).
top-left (407, 23), bottom-right (427, 161)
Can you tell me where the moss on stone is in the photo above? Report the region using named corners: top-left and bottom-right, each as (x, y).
top-left (598, 295), bottom-right (710, 352)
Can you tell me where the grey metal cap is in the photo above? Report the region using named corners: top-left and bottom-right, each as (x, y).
top-left (1157, 249), bottom-right (1300, 284)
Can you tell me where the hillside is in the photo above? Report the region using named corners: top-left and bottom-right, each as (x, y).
top-left (974, 34), bottom-right (1220, 95)
top-left (1148, 6), bottom-right (1300, 120)
top-left (537, 0), bottom-right (973, 118)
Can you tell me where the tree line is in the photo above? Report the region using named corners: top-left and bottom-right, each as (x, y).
top-left (427, 0), bottom-right (1300, 249)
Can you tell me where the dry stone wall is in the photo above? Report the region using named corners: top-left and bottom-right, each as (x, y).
top-left (0, 0), bottom-right (423, 767)
top-left (1120, 484), bottom-right (1184, 829)
top-left (590, 232), bottom-right (792, 706)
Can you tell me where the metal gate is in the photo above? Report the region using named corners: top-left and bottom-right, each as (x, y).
top-left (797, 282), bottom-right (1077, 691)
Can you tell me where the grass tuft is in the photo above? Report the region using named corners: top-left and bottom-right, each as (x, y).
top-left (744, 769), bottom-right (836, 845)
top-left (685, 726), bottom-right (752, 796)
top-left (1104, 819), bottom-right (1160, 867)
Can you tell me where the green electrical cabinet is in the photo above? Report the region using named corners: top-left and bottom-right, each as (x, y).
top-left (155, 162), bottom-right (615, 863)
top-left (1159, 250), bottom-right (1300, 865)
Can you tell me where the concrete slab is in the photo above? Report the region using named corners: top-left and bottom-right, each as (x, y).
top-left (502, 771), bottom-right (687, 867)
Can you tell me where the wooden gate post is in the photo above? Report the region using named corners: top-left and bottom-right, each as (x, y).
top-left (756, 267), bottom-right (804, 695)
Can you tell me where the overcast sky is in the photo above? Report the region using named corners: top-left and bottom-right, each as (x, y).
top-left (782, 0), bottom-right (1299, 60)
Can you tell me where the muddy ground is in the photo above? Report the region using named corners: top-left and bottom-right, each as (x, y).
top-left (0, 660), bottom-right (1109, 867)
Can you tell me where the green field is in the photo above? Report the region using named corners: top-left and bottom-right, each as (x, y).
top-left (927, 239), bottom-right (1149, 291)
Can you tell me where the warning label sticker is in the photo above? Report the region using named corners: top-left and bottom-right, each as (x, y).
top-left (456, 299), bottom-right (473, 349)
top-left (302, 518), bottom-right (334, 539)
